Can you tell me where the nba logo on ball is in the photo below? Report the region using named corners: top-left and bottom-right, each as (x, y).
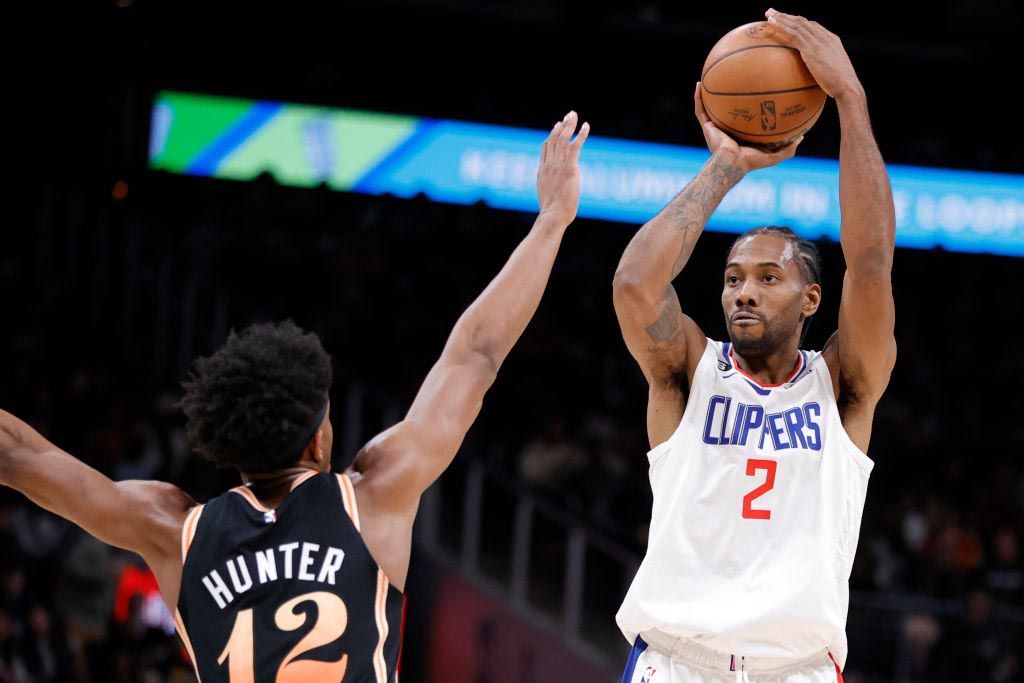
top-left (760, 100), bottom-right (777, 131)
top-left (640, 667), bottom-right (657, 682)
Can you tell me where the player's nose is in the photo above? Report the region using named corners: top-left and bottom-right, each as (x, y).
top-left (735, 279), bottom-right (760, 306)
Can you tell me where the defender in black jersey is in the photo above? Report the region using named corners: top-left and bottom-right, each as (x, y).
top-left (0, 111), bottom-right (590, 682)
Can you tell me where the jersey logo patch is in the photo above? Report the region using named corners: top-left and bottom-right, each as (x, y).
top-left (640, 667), bottom-right (657, 683)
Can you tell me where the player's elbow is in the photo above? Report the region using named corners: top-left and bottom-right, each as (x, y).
top-left (612, 269), bottom-right (656, 311)
top-left (464, 339), bottom-right (502, 380)
top-left (846, 245), bottom-right (893, 282)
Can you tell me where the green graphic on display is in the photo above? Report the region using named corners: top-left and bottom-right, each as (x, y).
top-left (150, 91), bottom-right (418, 190)
top-left (150, 92), bottom-right (253, 172)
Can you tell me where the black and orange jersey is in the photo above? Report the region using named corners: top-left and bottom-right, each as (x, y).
top-left (175, 472), bottom-right (403, 682)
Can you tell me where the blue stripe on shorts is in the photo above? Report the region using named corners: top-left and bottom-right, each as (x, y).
top-left (621, 636), bottom-right (649, 683)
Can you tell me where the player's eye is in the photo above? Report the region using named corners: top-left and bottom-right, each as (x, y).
top-left (764, 274), bottom-right (779, 282)
top-left (727, 275), bottom-right (740, 284)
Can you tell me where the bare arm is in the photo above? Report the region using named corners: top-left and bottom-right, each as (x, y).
top-left (613, 85), bottom-right (802, 447)
top-left (769, 11), bottom-right (896, 450)
top-left (352, 111), bottom-right (590, 506)
top-left (0, 410), bottom-right (194, 562)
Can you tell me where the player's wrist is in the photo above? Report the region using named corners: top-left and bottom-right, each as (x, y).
top-left (833, 81), bottom-right (866, 106)
top-left (711, 148), bottom-right (749, 177)
top-left (534, 209), bottom-right (573, 233)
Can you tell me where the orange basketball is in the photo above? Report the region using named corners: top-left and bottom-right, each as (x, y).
top-left (700, 21), bottom-right (826, 150)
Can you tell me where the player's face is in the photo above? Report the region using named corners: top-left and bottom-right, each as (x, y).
top-left (722, 234), bottom-right (810, 354)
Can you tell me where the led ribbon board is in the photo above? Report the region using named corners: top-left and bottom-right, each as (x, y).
top-left (150, 91), bottom-right (1024, 256)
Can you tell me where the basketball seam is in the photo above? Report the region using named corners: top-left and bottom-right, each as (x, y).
top-left (705, 96), bottom-right (826, 138)
top-left (702, 84), bottom-right (821, 96)
top-left (701, 44), bottom-right (803, 82)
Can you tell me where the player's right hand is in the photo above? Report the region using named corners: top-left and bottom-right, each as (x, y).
top-left (694, 82), bottom-right (801, 172)
top-left (537, 111), bottom-right (590, 227)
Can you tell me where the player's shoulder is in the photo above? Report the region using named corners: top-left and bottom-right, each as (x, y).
top-left (112, 480), bottom-right (196, 559)
top-left (118, 479), bottom-right (196, 513)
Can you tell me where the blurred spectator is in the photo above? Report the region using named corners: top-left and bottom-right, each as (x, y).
top-left (0, 609), bottom-right (28, 683)
top-left (981, 528), bottom-right (1024, 607)
top-left (21, 605), bottom-right (69, 683)
top-left (928, 590), bottom-right (1022, 681)
top-left (517, 416), bottom-right (587, 498)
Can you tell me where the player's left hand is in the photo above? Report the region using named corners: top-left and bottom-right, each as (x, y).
top-left (537, 111), bottom-right (590, 227)
top-left (765, 9), bottom-right (864, 101)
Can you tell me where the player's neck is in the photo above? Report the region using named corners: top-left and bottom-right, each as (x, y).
top-left (730, 344), bottom-right (801, 386)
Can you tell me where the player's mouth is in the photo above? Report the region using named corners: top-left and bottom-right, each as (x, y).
top-left (732, 312), bottom-right (762, 325)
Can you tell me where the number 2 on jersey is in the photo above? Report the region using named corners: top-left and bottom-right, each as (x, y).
top-left (742, 458), bottom-right (777, 519)
top-left (218, 591), bottom-right (349, 682)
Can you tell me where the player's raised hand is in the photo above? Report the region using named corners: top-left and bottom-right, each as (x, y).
top-left (765, 9), bottom-right (863, 101)
top-left (694, 82), bottom-right (801, 172)
top-left (537, 111), bottom-right (590, 227)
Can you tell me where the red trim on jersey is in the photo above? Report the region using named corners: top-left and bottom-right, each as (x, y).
top-left (729, 347), bottom-right (803, 388)
top-left (828, 652), bottom-right (843, 682)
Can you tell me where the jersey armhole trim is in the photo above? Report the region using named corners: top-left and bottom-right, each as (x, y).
top-left (173, 608), bottom-right (203, 682)
top-left (372, 569), bottom-right (391, 683)
top-left (336, 473), bottom-right (362, 531)
top-left (180, 504), bottom-right (206, 566)
top-left (814, 352), bottom-right (875, 474)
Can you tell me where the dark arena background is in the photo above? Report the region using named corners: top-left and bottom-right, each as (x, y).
top-left (4, 1), bottom-right (1023, 681)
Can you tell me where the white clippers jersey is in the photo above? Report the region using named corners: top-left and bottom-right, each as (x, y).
top-left (616, 339), bottom-right (873, 669)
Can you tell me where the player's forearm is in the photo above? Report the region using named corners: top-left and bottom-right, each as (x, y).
top-left (449, 212), bottom-right (568, 369)
top-left (0, 411), bottom-right (49, 485)
top-left (837, 91), bottom-right (896, 274)
top-left (613, 151), bottom-right (745, 299)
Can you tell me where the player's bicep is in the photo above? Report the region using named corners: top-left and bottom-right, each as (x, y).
top-left (404, 352), bottom-right (497, 469)
top-left (2, 446), bottom-right (191, 557)
top-left (837, 267), bottom-right (897, 399)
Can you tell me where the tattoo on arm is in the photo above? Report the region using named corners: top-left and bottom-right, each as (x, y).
top-left (644, 286), bottom-right (683, 344)
top-left (665, 155), bottom-right (745, 279)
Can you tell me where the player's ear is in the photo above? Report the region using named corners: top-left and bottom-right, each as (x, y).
top-left (305, 429), bottom-right (327, 465)
top-left (802, 283), bottom-right (822, 318)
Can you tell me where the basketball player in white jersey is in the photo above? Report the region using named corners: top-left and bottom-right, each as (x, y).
top-left (612, 11), bottom-right (895, 683)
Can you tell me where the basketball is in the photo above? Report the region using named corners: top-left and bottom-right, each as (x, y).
top-left (700, 21), bottom-right (826, 149)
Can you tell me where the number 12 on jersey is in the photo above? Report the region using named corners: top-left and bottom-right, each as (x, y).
top-left (218, 591), bottom-right (349, 683)
top-left (742, 458), bottom-right (777, 520)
